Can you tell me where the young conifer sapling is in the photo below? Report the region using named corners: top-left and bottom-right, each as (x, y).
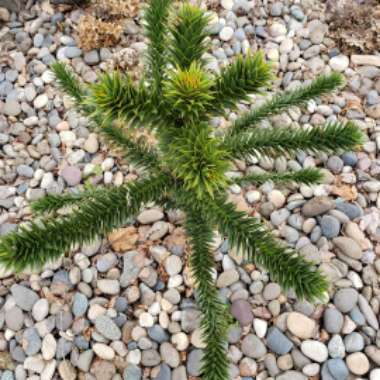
top-left (0, 1), bottom-right (363, 379)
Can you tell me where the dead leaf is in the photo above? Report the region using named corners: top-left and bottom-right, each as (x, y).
top-left (108, 226), bottom-right (138, 252)
top-left (331, 185), bottom-right (358, 201)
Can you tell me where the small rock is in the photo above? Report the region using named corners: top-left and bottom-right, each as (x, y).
top-left (137, 209), bottom-right (164, 224)
top-left (302, 196), bottom-right (334, 217)
top-left (5, 306), bottom-right (23, 331)
top-left (61, 166), bottom-right (81, 186)
top-left (334, 288), bottom-right (358, 313)
top-left (327, 358), bottom-right (349, 380)
top-left (329, 55), bottom-right (349, 72)
top-left (216, 269), bottom-right (239, 288)
top-left (58, 360), bottom-right (76, 380)
top-left (287, 312), bottom-right (316, 339)
top-left (333, 237), bottom-right (362, 259)
top-left (219, 26), bottom-right (234, 41)
top-left (33, 94), bottom-right (48, 109)
top-left (241, 334), bottom-right (267, 358)
top-left (11, 284), bottom-right (39, 311)
top-left (320, 215), bottom-right (340, 238)
top-left (95, 315), bottom-right (121, 340)
top-left (97, 279), bottom-right (120, 295)
top-left (263, 283), bottom-right (281, 300)
top-left (93, 343), bottom-right (115, 360)
top-left (266, 327), bottom-right (293, 355)
top-left (187, 349), bottom-right (203, 376)
top-left (344, 332), bottom-right (364, 352)
top-left (324, 308), bottom-right (344, 333)
top-left (346, 352), bottom-right (370, 376)
top-left (301, 340), bottom-right (328, 362)
top-left (231, 299), bottom-right (253, 326)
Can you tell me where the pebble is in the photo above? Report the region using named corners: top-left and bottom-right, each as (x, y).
top-left (187, 349), bottom-right (203, 376)
top-left (11, 284), bottom-right (39, 311)
top-left (216, 269), bottom-right (239, 288)
top-left (344, 332), bottom-right (364, 352)
top-left (241, 334), bottom-right (267, 358)
top-left (329, 55), bottom-right (349, 72)
top-left (287, 312), bottom-right (316, 339)
top-left (33, 94), bottom-right (48, 109)
top-left (327, 358), bottom-right (349, 380)
top-left (231, 299), bottom-right (253, 326)
top-left (61, 166), bottom-right (81, 186)
top-left (95, 315), bottom-right (121, 340)
top-left (302, 197), bottom-right (335, 217)
top-left (324, 308), bottom-right (344, 333)
top-left (333, 237), bottom-right (362, 259)
top-left (5, 306), bottom-right (24, 331)
top-left (301, 340), bottom-right (328, 362)
top-left (219, 26), bottom-right (234, 41)
top-left (320, 215), bottom-right (340, 238)
top-left (263, 283), bottom-right (281, 300)
top-left (93, 343), bottom-right (115, 360)
top-left (346, 352), bottom-right (370, 375)
top-left (266, 327), bottom-right (293, 355)
top-left (333, 288), bottom-right (358, 313)
top-left (97, 279), bottom-right (120, 295)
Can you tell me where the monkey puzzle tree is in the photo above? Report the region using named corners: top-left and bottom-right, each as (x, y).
top-left (0, 1), bottom-right (363, 379)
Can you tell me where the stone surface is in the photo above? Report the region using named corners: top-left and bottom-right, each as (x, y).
top-left (287, 312), bottom-right (316, 339)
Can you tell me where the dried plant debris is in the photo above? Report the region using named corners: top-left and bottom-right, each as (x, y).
top-left (76, 0), bottom-right (141, 51)
top-left (325, 0), bottom-right (380, 54)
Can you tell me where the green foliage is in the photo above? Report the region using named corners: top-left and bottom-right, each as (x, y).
top-left (0, 175), bottom-right (170, 272)
top-left (236, 168), bottom-right (324, 186)
top-left (185, 212), bottom-right (231, 380)
top-left (211, 52), bottom-right (272, 112)
top-left (168, 3), bottom-right (211, 69)
top-left (164, 123), bottom-right (230, 198)
top-left (164, 63), bottom-right (214, 123)
top-left (206, 196), bottom-right (329, 301)
top-left (231, 72), bottom-right (345, 134)
top-left (144, 0), bottom-right (173, 97)
top-left (225, 121), bottom-right (363, 160)
top-left (51, 61), bottom-right (85, 104)
top-left (85, 72), bottom-right (154, 127)
top-left (1, 2), bottom-right (364, 379)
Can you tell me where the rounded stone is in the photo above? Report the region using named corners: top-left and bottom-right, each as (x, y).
top-left (333, 237), bottom-right (362, 259)
top-left (333, 288), bottom-right (358, 313)
top-left (287, 312), bottom-right (316, 339)
top-left (230, 299), bottom-right (253, 326)
top-left (61, 166), bottom-right (81, 186)
top-left (300, 340), bottom-right (328, 362)
top-left (263, 283), bottom-right (281, 300)
top-left (324, 308), bottom-right (344, 333)
top-left (329, 55), bottom-right (349, 72)
top-left (346, 352), bottom-right (370, 375)
top-left (320, 215), bottom-right (340, 238)
top-left (344, 332), bottom-right (365, 353)
top-left (241, 334), bottom-right (267, 359)
top-left (219, 26), bottom-right (234, 41)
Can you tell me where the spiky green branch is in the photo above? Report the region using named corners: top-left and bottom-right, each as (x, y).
top-left (210, 52), bottom-right (272, 112)
top-left (168, 3), bottom-right (210, 69)
top-left (185, 212), bottom-right (231, 380)
top-left (51, 63), bottom-right (159, 172)
top-left (225, 121), bottom-right (363, 160)
top-left (236, 168), bottom-right (324, 186)
top-left (230, 73), bottom-right (345, 134)
top-left (0, 175), bottom-right (170, 271)
top-left (206, 197), bottom-right (328, 300)
top-left (144, 0), bottom-right (173, 97)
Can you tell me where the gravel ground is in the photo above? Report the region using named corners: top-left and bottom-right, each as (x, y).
top-left (0, 0), bottom-right (380, 379)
